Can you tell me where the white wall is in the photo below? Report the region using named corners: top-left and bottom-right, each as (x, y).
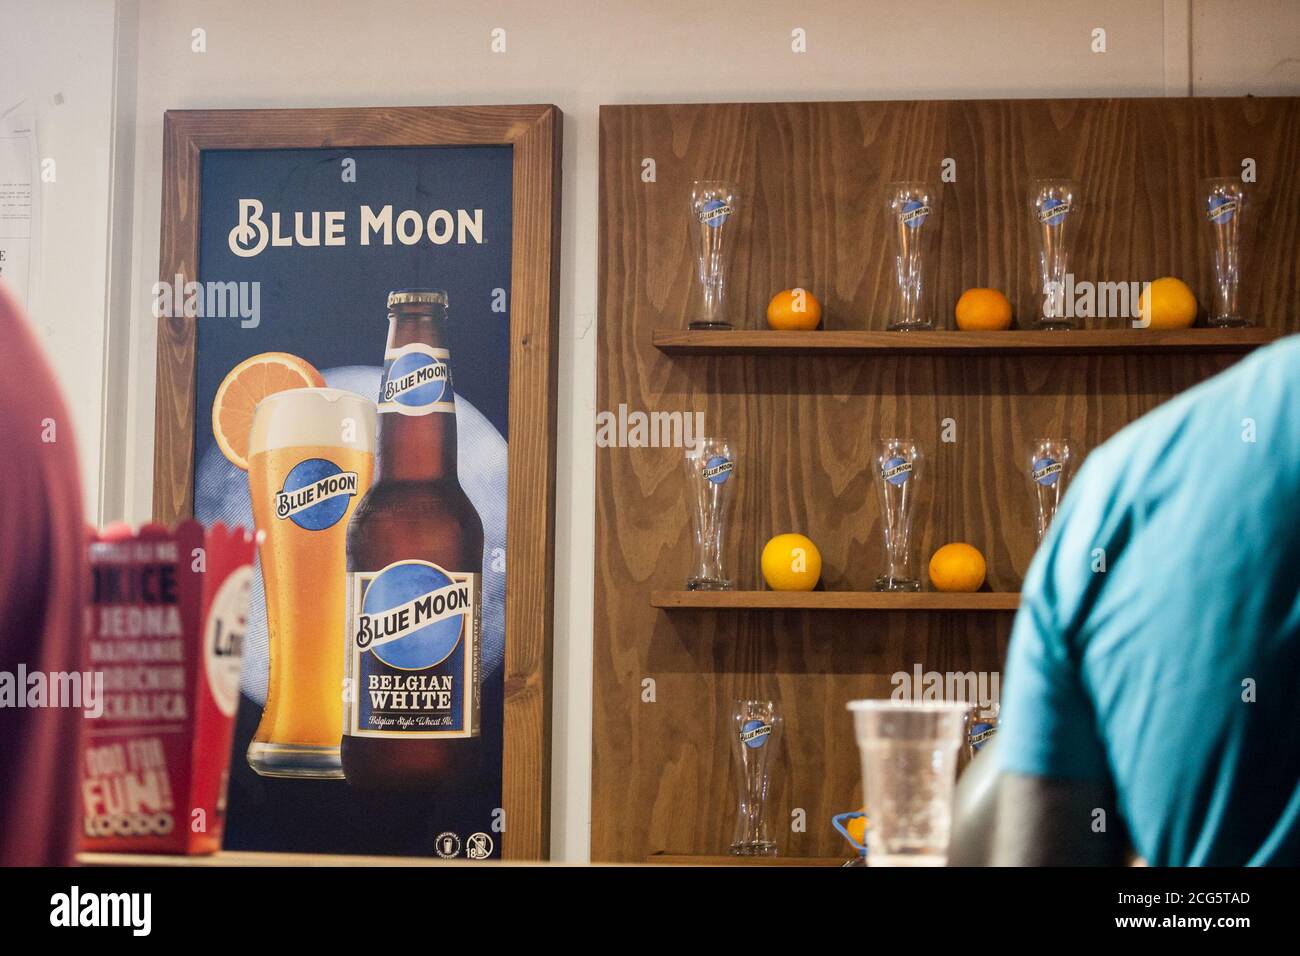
top-left (0, 0), bottom-right (119, 516)
top-left (1194, 0), bottom-right (1300, 94)
top-left (16, 0), bottom-right (1298, 860)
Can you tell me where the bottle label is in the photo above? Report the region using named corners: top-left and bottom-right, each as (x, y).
top-left (378, 343), bottom-right (455, 416)
top-left (343, 561), bottom-right (481, 738)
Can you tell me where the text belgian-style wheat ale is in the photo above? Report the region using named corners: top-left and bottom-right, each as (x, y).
top-left (342, 289), bottom-right (484, 791)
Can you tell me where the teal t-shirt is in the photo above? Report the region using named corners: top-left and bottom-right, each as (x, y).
top-left (999, 334), bottom-right (1300, 866)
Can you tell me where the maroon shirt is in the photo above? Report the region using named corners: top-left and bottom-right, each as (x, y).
top-left (0, 281), bottom-right (86, 865)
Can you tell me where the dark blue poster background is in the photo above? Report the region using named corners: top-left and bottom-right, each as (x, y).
top-left (194, 145), bottom-right (512, 858)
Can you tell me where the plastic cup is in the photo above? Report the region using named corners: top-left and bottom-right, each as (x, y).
top-left (847, 700), bottom-right (970, 866)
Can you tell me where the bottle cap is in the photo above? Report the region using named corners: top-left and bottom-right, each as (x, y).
top-left (387, 289), bottom-right (448, 308)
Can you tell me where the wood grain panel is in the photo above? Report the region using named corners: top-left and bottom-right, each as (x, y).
top-left (154, 105), bottom-right (561, 860)
top-left (595, 98), bottom-right (1299, 863)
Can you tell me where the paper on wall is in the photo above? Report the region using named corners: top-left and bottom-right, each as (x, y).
top-left (0, 110), bottom-right (38, 310)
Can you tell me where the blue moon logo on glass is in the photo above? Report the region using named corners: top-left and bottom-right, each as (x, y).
top-left (1032, 457), bottom-right (1062, 486)
top-left (1039, 198), bottom-right (1071, 226)
top-left (703, 455), bottom-right (734, 484)
top-left (276, 458), bottom-right (354, 531)
top-left (1207, 196), bottom-right (1237, 224)
top-left (740, 718), bottom-right (772, 749)
top-left (882, 455), bottom-right (912, 486)
top-left (901, 199), bottom-right (929, 229)
top-left (700, 198), bottom-right (731, 228)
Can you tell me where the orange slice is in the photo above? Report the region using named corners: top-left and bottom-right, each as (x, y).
top-left (211, 352), bottom-right (325, 470)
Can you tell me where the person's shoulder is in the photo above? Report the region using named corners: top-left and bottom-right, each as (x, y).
top-left (1023, 333), bottom-right (1300, 635)
top-left (1170, 332), bottom-right (1300, 419)
top-left (1245, 333), bottom-right (1300, 375)
top-left (1092, 332), bottom-right (1300, 476)
top-left (1202, 333), bottom-right (1300, 409)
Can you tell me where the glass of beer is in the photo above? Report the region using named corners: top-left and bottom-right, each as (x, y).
top-left (246, 387), bottom-right (376, 778)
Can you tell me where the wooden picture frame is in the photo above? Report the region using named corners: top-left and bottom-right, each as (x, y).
top-left (153, 105), bottom-right (561, 859)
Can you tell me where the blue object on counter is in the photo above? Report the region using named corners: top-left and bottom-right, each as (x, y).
top-left (832, 811), bottom-right (868, 858)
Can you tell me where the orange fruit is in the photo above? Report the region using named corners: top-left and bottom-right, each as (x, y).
top-left (845, 811), bottom-right (867, 847)
top-left (954, 288), bottom-right (1013, 331)
top-left (1137, 277), bottom-right (1197, 329)
top-left (761, 533), bottom-right (822, 591)
top-left (766, 288), bottom-right (822, 330)
top-left (928, 543), bottom-right (986, 593)
top-left (211, 352), bottom-right (325, 470)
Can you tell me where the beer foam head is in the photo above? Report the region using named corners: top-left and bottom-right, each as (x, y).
top-left (249, 387), bottom-right (377, 456)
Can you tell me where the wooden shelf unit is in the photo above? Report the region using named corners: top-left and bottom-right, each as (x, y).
top-left (595, 97), bottom-right (1300, 865)
top-left (651, 590), bottom-right (1021, 611)
top-left (653, 327), bottom-right (1281, 356)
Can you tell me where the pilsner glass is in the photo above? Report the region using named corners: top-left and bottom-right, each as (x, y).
top-left (847, 700), bottom-right (969, 867)
top-left (684, 437), bottom-right (736, 590)
top-left (1029, 178), bottom-right (1080, 330)
top-left (1201, 177), bottom-right (1250, 327)
top-left (873, 438), bottom-right (923, 591)
top-left (731, 699), bottom-right (782, 856)
top-left (246, 387), bottom-right (376, 778)
top-left (689, 181), bottom-right (740, 329)
top-left (884, 181), bottom-right (940, 331)
top-left (1026, 437), bottom-right (1080, 545)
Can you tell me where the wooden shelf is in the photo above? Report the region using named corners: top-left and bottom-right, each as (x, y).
top-left (647, 852), bottom-right (847, 866)
top-left (651, 590), bottom-right (1020, 611)
top-left (653, 326), bottom-right (1280, 356)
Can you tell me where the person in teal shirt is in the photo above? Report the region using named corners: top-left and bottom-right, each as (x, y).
top-left (992, 334), bottom-right (1300, 866)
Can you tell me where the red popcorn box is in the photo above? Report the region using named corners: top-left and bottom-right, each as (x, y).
top-left (79, 519), bottom-right (255, 854)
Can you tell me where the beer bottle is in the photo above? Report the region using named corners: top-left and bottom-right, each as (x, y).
top-left (342, 289), bottom-right (484, 790)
